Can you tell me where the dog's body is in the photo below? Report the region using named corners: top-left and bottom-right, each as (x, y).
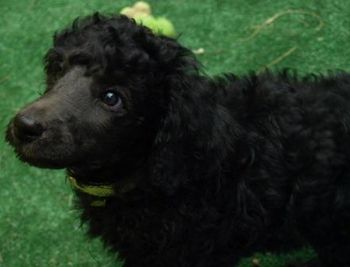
top-left (6, 14), bottom-right (350, 267)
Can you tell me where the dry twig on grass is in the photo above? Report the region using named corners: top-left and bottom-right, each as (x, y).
top-left (258, 46), bottom-right (298, 73)
top-left (242, 9), bottom-right (324, 41)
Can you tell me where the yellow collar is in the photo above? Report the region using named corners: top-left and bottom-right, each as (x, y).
top-left (68, 176), bottom-right (115, 207)
top-left (68, 176), bottom-right (115, 197)
top-left (68, 175), bottom-right (138, 207)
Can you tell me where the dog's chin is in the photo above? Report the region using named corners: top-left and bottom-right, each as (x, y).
top-left (19, 152), bottom-right (69, 169)
top-left (7, 135), bottom-right (75, 170)
top-left (13, 146), bottom-right (75, 169)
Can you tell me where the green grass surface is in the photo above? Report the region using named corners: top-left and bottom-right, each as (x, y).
top-left (1, 0), bottom-right (349, 266)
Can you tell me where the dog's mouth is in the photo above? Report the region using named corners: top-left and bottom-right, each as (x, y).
top-left (6, 121), bottom-right (79, 169)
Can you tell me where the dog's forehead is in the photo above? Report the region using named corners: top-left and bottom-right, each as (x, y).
top-left (50, 66), bottom-right (92, 94)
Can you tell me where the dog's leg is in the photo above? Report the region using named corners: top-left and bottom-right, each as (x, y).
top-left (288, 173), bottom-right (350, 267)
top-left (298, 223), bottom-right (350, 267)
top-left (312, 236), bottom-right (350, 267)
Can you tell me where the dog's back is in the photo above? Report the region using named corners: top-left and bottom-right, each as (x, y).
top-left (217, 71), bottom-right (350, 266)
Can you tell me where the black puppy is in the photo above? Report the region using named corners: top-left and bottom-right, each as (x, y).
top-left (6, 13), bottom-right (350, 267)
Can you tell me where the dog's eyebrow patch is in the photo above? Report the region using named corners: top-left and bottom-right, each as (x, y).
top-left (68, 52), bottom-right (92, 66)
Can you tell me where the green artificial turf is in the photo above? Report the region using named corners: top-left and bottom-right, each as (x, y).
top-left (1, 0), bottom-right (349, 266)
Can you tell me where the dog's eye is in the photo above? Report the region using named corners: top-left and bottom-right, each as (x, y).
top-left (102, 91), bottom-right (123, 110)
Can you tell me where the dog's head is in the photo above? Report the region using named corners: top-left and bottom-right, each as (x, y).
top-left (6, 14), bottom-right (196, 169)
top-left (6, 14), bottom-right (234, 193)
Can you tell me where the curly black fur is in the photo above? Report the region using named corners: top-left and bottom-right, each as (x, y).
top-left (6, 13), bottom-right (350, 267)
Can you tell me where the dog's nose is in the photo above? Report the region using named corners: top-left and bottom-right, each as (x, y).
top-left (13, 114), bottom-right (45, 142)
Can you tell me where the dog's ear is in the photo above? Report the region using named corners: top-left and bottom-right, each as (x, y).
top-left (149, 76), bottom-right (240, 195)
top-left (149, 77), bottom-right (193, 195)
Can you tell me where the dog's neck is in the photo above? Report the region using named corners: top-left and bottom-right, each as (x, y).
top-left (67, 160), bottom-right (146, 183)
top-left (68, 151), bottom-right (147, 177)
